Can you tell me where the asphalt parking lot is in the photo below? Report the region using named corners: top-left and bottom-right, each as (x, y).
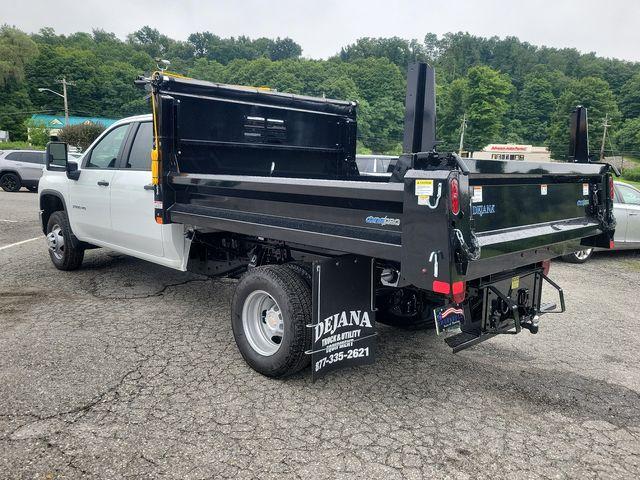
top-left (1, 189), bottom-right (639, 479)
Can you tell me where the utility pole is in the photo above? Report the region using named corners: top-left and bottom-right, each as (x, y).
top-left (38, 77), bottom-right (76, 127)
top-left (56, 78), bottom-right (76, 126)
top-left (458, 113), bottom-right (467, 156)
top-left (599, 113), bottom-right (610, 161)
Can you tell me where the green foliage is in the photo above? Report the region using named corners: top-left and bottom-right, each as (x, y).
top-left (548, 77), bottom-right (621, 160)
top-left (0, 141), bottom-right (31, 150)
top-left (619, 74), bottom-right (640, 119)
top-left (0, 26), bottom-right (39, 85)
top-left (338, 37), bottom-right (426, 67)
top-left (1, 26), bottom-right (640, 157)
top-left (615, 117), bottom-right (640, 155)
top-left (622, 167), bottom-right (640, 182)
top-left (463, 66), bottom-right (513, 153)
top-left (25, 121), bottom-right (50, 148)
top-left (437, 66), bottom-right (513, 153)
top-left (58, 123), bottom-right (105, 152)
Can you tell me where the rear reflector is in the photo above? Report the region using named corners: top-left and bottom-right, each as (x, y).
top-left (542, 259), bottom-right (551, 276)
top-left (609, 176), bottom-right (614, 200)
top-left (450, 178), bottom-right (460, 215)
top-left (610, 240), bottom-right (615, 249)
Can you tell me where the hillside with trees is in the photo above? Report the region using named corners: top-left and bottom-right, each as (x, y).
top-left (1, 25), bottom-right (639, 159)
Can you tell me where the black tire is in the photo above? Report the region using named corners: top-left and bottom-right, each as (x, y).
top-left (46, 211), bottom-right (85, 271)
top-left (376, 289), bottom-right (434, 330)
top-left (231, 265), bottom-right (312, 377)
top-left (0, 173), bottom-right (21, 192)
top-left (285, 262), bottom-right (312, 287)
top-left (561, 249), bottom-right (593, 264)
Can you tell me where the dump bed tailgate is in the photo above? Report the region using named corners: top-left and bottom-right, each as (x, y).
top-left (399, 159), bottom-right (615, 291)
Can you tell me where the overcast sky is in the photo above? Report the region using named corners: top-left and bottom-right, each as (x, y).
top-left (3, 0), bottom-right (639, 62)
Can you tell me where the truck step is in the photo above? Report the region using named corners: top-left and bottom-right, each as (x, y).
top-left (445, 331), bottom-right (497, 353)
top-left (539, 302), bottom-right (557, 313)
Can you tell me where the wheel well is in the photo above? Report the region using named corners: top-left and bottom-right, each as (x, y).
top-left (40, 194), bottom-right (65, 233)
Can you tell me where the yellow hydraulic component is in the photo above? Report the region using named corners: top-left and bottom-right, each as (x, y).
top-left (150, 87), bottom-right (160, 185)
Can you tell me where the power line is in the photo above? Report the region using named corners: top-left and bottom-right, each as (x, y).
top-left (0, 109), bottom-right (56, 116)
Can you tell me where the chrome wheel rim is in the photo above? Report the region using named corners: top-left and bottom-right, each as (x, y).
top-left (575, 249), bottom-right (593, 260)
top-left (47, 224), bottom-right (65, 260)
top-left (242, 290), bottom-right (284, 356)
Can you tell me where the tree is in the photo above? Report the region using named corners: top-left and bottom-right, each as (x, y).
top-left (25, 120), bottom-right (50, 147)
top-left (548, 77), bottom-right (621, 160)
top-left (614, 117), bottom-right (640, 158)
top-left (267, 38), bottom-right (302, 61)
top-left (619, 74), bottom-right (640, 119)
top-left (437, 78), bottom-right (468, 150)
top-left (515, 74), bottom-right (556, 144)
top-left (463, 66), bottom-right (514, 153)
top-left (338, 37), bottom-right (426, 67)
top-left (0, 26), bottom-right (39, 85)
top-left (58, 123), bottom-right (105, 151)
top-left (358, 97), bottom-right (404, 153)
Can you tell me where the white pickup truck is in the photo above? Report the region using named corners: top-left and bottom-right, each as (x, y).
top-left (39, 115), bottom-right (188, 272)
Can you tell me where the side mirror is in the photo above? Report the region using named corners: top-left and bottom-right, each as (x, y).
top-left (45, 141), bottom-right (68, 170)
top-left (66, 161), bottom-right (80, 180)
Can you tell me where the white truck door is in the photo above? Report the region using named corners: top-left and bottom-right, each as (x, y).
top-left (109, 122), bottom-right (165, 258)
top-left (68, 123), bottom-right (131, 242)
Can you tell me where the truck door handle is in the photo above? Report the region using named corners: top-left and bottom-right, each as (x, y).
top-left (143, 184), bottom-right (155, 190)
top-left (97, 180), bottom-right (109, 186)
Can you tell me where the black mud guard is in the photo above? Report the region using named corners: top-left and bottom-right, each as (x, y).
top-left (308, 255), bottom-right (377, 381)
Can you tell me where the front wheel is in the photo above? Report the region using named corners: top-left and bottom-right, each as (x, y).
top-left (46, 211), bottom-right (84, 271)
top-left (231, 265), bottom-right (312, 377)
top-left (562, 249), bottom-right (593, 264)
top-left (0, 173), bottom-right (21, 192)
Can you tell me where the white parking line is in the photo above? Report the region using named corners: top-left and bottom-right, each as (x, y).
top-left (0, 219), bottom-right (18, 223)
top-left (0, 237), bottom-right (41, 251)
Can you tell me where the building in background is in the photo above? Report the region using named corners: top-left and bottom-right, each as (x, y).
top-left (474, 144), bottom-right (551, 162)
top-left (28, 114), bottom-right (118, 138)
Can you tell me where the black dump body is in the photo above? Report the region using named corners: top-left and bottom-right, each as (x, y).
top-left (151, 72), bottom-right (616, 296)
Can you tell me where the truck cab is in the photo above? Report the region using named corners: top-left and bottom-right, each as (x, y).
top-left (39, 114), bottom-right (188, 271)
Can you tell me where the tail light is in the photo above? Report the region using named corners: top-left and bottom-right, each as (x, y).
top-left (452, 281), bottom-right (466, 304)
top-left (609, 176), bottom-right (614, 201)
top-left (542, 260), bottom-right (551, 276)
top-left (450, 177), bottom-right (460, 215)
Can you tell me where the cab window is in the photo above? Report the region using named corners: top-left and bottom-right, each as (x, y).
top-left (85, 125), bottom-right (129, 169)
top-left (126, 122), bottom-right (152, 170)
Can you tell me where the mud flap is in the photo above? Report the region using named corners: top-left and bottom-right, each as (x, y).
top-left (307, 255), bottom-right (377, 381)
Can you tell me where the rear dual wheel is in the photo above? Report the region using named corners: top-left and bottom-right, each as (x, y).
top-left (231, 265), bottom-right (312, 378)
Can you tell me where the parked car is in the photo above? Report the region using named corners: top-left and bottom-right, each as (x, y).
top-left (0, 149), bottom-right (45, 192)
top-left (563, 181), bottom-right (640, 263)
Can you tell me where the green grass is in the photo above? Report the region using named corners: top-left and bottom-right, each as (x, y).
top-left (619, 178), bottom-right (640, 190)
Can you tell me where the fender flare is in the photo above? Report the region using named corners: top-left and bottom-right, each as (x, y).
top-left (39, 189), bottom-right (69, 233)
